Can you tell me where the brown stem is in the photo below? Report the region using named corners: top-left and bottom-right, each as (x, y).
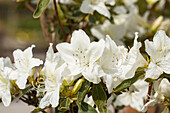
top-left (53, 0), bottom-right (67, 40)
top-left (145, 82), bottom-right (153, 113)
top-left (24, 2), bottom-right (35, 12)
top-left (40, 14), bottom-right (52, 44)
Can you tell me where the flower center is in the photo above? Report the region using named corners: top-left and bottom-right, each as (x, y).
top-left (72, 48), bottom-right (89, 67)
top-left (112, 47), bottom-right (127, 67)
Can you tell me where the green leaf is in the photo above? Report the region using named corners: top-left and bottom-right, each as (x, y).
top-left (92, 84), bottom-right (107, 113)
top-left (114, 73), bottom-right (144, 93)
top-left (76, 101), bottom-right (97, 113)
top-left (31, 106), bottom-right (50, 113)
top-left (161, 107), bottom-right (169, 113)
top-left (160, 74), bottom-right (170, 79)
top-left (78, 79), bottom-right (90, 102)
top-left (145, 78), bottom-right (155, 83)
top-left (33, 0), bottom-right (50, 18)
top-left (58, 98), bottom-right (73, 111)
top-left (89, 15), bottom-right (96, 24)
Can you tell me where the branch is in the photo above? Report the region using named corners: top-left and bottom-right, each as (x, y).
top-left (145, 82), bottom-right (153, 113)
top-left (40, 13), bottom-right (52, 44)
top-left (24, 2), bottom-right (35, 13)
top-left (53, 0), bottom-right (67, 40)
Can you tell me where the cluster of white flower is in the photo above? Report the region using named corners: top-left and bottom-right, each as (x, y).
top-left (0, 29), bottom-right (169, 112)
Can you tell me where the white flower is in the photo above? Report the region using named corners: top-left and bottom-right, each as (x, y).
top-left (116, 32), bottom-right (147, 79)
top-left (39, 43), bottom-right (65, 108)
top-left (145, 30), bottom-right (170, 79)
top-left (0, 57), bottom-right (14, 107)
top-left (80, 0), bottom-right (115, 18)
top-left (12, 45), bottom-right (43, 89)
top-left (115, 80), bottom-right (148, 112)
top-left (91, 20), bottom-right (126, 45)
top-left (99, 35), bottom-right (127, 93)
top-left (57, 29), bottom-right (105, 84)
top-left (142, 78), bottom-right (168, 112)
top-left (100, 33), bottom-right (147, 93)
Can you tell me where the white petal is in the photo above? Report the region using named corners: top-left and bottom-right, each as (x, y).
top-left (145, 62), bottom-right (163, 79)
top-left (56, 43), bottom-right (74, 64)
top-left (159, 78), bottom-right (170, 97)
top-left (103, 75), bottom-right (114, 93)
top-left (71, 29), bottom-right (90, 50)
top-left (145, 40), bottom-right (157, 62)
top-left (2, 90), bottom-right (11, 107)
top-left (30, 58), bottom-right (43, 68)
top-left (82, 64), bottom-right (101, 84)
top-left (39, 92), bottom-right (51, 108)
top-left (94, 2), bottom-right (110, 18)
top-left (106, 0), bottom-right (115, 5)
top-left (80, 0), bottom-right (94, 14)
top-left (23, 45), bottom-right (35, 59)
top-left (115, 92), bottom-right (131, 106)
top-left (16, 73), bottom-right (29, 89)
top-left (91, 25), bottom-right (105, 40)
top-left (86, 39), bottom-right (105, 64)
top-left (50, 87), bottom-right (60, 107)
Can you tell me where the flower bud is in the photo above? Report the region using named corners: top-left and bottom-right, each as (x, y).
top-left (146, 0), bottom-right (159, 5)
top-left (72, 78), bottom-right (84, 95)
top-left (151, 16), bottom-right (163, 32)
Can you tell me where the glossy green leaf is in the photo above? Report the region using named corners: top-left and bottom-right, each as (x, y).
top-left (77, 79), bottom-right (90, 102)
top-left (33, 0), bottom-right (50, 18)
top-left (92, 84), bottom-right (107, 113)
top-left (58, 98), bottom-right (73, 111)
top-left (76, 101), bottom-right (97, 113)
top-left (114, 73), bottom-right (145, 93)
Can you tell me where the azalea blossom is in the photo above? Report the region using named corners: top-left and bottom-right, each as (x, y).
top-left (115, 80), bottom-right (148, 111)
top-left (57, 29), bottom-right (105, 84)
top-left (142, 78), bottom-right (170, 112)
top-left (0, 57), bottom-right (14, 107)
top-left (116, 32), bottom-right (147, 79)
top-left (99, 35), bottom-right (127, 93)
top-left (145, 30), bottom-right (170, 79)
top-left (12, 45), bottom-right (43, 89)
top-left (39, 43), bottom-right (65, 108)
top-left (80, 0), bottom-right (115, 18)
top-left (91, 20), bottom-right (126, 45)
top-left (99, 33), bottom-right (147, 93)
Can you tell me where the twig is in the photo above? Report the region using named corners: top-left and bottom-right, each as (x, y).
top-left (24, 2), bottom-right (35, 12)
top-left (40, 13), bottom-right (52, 44)
top-left (145, 82), bottom-right (153, 113)
top-left (53, 0), bottom-right (67, 40)
top-left (24, 1), bottom-right (51, 44)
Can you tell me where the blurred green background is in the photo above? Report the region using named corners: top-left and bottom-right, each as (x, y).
top-left (0, 0), bottom-right (47, 61)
